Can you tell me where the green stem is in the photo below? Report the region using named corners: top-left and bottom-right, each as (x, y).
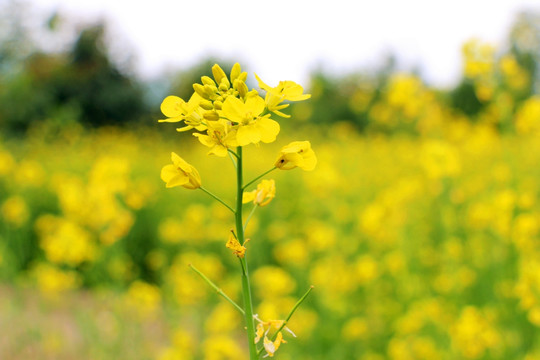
top-left (228, 149), bottom-right (239, 169)
top-left (189, 264), bottom-right (245, 315)
top-left (273, 285), bottom-right (314, 340)
top-left (243, 203), bottom-right (258, 232)
top-left (243, 167), bottom-right (277, 191)
top-left (235, 146), bottom-right (258, 359)
top-left (199, 186), bottom-right (235, 213)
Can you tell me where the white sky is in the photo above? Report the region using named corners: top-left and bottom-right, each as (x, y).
top-left (30, 0), bottom-right (539, 88)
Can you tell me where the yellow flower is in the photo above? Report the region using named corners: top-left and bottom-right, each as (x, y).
top-left (275, 141), bottom-right (317, 171)
top-left (160, 152), bottom-right (201, 189)
top-left (226, 233), bottom-right (246, 258)
top-left (193, 119), bottom-right (238, 157)
top-left (221, 95), bottom-right (280, 146)
top-left (1, 195), bottom-right (29, 227)
top-left (243, 179), bottom-right (276, 206)
top-left (263, 332), bottom-right (287, 357)
top-left (255, 74), bottom-right (311, 117)
top-left (254, 322), bottom-right (265, 344)
top-left (159, 93), bottom-right (206, 132)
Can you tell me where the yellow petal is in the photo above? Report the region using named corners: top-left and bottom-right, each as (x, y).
top-left (243, 191), bottom-right (256, 204)
top-left (256, 118), bottom-right (280, 144)
top-left (221, 96), bottom-right (246, 123)
top-left (160, 165), bottom-right (188, 188)
top-left (300, 149), bottom-right (317, 171)
top-left (255, 73), bottom-right (272, 92)
top-left (237, 124), bottom-right (262, 146)
top-left (171, 152), bottom-right (193, 174)
top-left (160, 96), bottom-right (185, 118)
top-left (245, 95), bottom-right (266, 116)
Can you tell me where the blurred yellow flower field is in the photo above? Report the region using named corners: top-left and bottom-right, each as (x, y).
top-left (1, 109), bottom-right (540, 358)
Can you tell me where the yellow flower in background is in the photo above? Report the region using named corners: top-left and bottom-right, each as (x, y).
top-left (0, 149), bottom-right (15, 176)
top-left (203, 334), bottom-right (243, 360)
top-left (160, 152), bottom-right (201, 189)
top-left (1, 195), bottom-right (29, 227)
top-left (33, 263), bottom-right (81, 295)
top-left (125, 280), bottom-right (162, 318)
top-left (243, 179), bottom-right (276, 207)
top-left (221, 95), bottom-right (280, 146)
top-left (253, 266), bottom-right (296, 298)
top-left (515, 96), bottom-right (540, 135)
top-left (275, 141), bottom-right (317, 171)
top-left (225, 232), bottom-right (246, 258)
top-left (193, 119), bottom-right (238, 157)
top-left (36, 216), bottom-right (96, 266)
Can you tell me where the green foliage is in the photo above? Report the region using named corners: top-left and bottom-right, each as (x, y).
top-left (0, 9), bottom-right (149, 133)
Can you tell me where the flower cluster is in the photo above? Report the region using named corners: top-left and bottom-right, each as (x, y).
top-left (157, 63), bottom-right (316, 359)
top-left (159, 63), bottom-right (313, 155)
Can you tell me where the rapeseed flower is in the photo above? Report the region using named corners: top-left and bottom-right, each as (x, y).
top-left (221, 95), bottom-right (280, 146)
top-left (193, 119), bottom-right (238, 156)
top-left (159, 93), bottom-right (207, 132)
top-left (263, 332), bottom-right (286, 357)
top-left (253, 315), bottom-right (295, 358)
top-left (255, 74), bottom-right (311, 118)
top-left (275, 141), bottom-right (317, 171)
top-left (225, 233), bottom-right (246, 258)
top-left (160, 152), bottom-right (201, 189)
top-left (243, 179), bottom-right (276, 206)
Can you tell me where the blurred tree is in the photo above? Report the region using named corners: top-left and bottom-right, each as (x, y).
top-left (53, 23), bottom-right (147, 127)
top-left (0, 5), bottom-right (149, 133)
top-left (449, 80), bottom-right (484, 117)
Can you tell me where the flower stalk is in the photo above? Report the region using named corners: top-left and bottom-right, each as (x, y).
top-left (158, 62), bottom-right (316, 359)
top-left (235, 146), bottom-right (258, 359)
top-left (188, 263), bottom-right (244, 315)
top-left (199, 186), bottom-right (235, 213)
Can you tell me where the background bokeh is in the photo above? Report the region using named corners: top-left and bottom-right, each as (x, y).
top-left (1, 1), bottom-right (540, 359)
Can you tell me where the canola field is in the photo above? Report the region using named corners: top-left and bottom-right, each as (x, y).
top-left (1, 38), bottom-right (540, 358)
top-left (1, 116), bottom-right (540, 359)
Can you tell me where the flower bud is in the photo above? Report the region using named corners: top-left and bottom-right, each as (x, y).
top-left (234, 79), bottom-right (249, 98)
top-left (213, 100), bottom-right (223, 110)
top-left (204, 84), bottom-right (218, 95)
top-left (212, 64), bottom-right (227, 84)
top-left (230, 63), bottom-right (241, 82)
top-left (203, 111), bottom-right (220, 121)
top-left (219, 81), bottom-right (229, 92)
top-left (199, 99), bottom-right (214, 110)
top-left (193, 83), bottom-right (209, 99)
top-left (201, 76), bottom-right (216, 86)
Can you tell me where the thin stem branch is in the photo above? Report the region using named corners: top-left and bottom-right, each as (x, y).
top-left (243, 167), bottom-right (277, 191)
top-left (256, 286), bottom-right (315, 357)
top-left (228, 149), bottom-right (240, 159)
top-left (243, 203), bottom-right (258, 233)
top-left (199, 186), bottom-right (235, 213)
top-left (189, 264), bottom-right (245, 315)
top-left (228, 150), bottom-right (238, 169)
top-left (272, 285), bottom-right (314, 340)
